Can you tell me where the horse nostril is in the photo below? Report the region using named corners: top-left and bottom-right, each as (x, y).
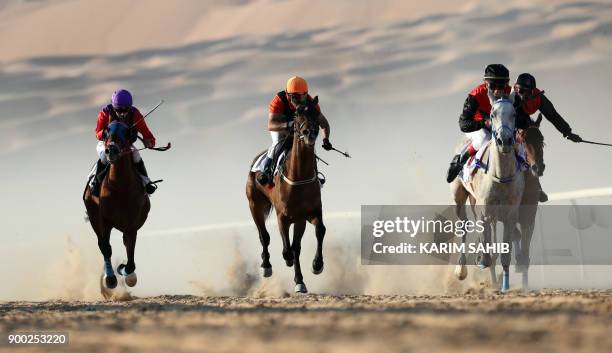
top-left (303, 129), bottom-right (309, 136)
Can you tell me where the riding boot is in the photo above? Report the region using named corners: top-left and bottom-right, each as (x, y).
top-left (446, 150), bottom-right (471, 183)
top-left (91, 159), bottom-right (108, 197)
top-left (134, 160), bottom-right (157, 195)
top-left (257, 157), bottom-right (273, 186)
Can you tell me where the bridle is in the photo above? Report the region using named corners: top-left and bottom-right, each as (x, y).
top-left (105, 121), bottom-right (133, 161)
top-left (279, 109), bottom-right (320, 186)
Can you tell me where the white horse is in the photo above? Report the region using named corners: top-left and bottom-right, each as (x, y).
top-left (451, 92), bottom-right (525, 294)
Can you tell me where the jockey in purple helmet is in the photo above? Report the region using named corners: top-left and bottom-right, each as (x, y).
top-left (87, 89), bottom-right (158, 196)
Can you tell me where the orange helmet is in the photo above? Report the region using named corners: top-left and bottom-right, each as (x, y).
top-left (286, 76), bottom-right (308, 94)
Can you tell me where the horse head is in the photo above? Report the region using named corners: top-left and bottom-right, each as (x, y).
top-left (488, 91), bottom-right (517, 154)
top-left (104, 121), bottom-right (131, 163)
top-left (293, 96), bottom-right (320, 147)
top-left (524, 114), bottom-right (545, 177)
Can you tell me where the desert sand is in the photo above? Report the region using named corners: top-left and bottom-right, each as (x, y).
top-left (1, 290), bottom-right (611, 353)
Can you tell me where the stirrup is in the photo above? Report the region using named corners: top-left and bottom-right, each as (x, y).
top-left (446, 163), bottom-right (462, 183)
top-left (145, 183), bottom-right (157, 195)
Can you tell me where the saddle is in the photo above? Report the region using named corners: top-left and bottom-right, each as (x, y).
top-left (460, 141), bottom-right (529, 185)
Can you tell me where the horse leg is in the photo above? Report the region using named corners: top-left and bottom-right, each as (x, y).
top-left (478, 219), bottom-right (492, 269)
top-left (248, 198), bottom-right (273, 277)
top-left (500, 221), bottom-right (515, 294)
top-left (292, 220), bottom-right (307, 293)
top-left (519, 217), bottom-right (535, 290)
top-left (117, 231), bottom-right (138, 287)
top-left (451, 179), bottom-right (469, 280)
top-left (277, 214), bottom-right (294, 267)
top-left (97, 225), bottom-right (116, 289)
top-left (489, 222), bottom-right (498, 285)
top-left (309, 209), bottom-right (326, 275)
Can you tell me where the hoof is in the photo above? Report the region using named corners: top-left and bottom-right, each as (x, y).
top-left (260, 266), bottom-right (273, 278)
top-left (294, 283), bottom-right (308, 293)
top-left (454, 264), bottom-right (467, 280)
top-left (125, 272), bottom-right (137, 287)
top-left (117, 263), bottom-right (133, 276)
top-left (311, 260), bottom-right (324, 275)
top-left (285, 259), bottom-right (294, 267)
top-left (104, 275), bottom-right (117, 289)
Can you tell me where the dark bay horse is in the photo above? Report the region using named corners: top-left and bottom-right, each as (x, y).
top-left (83, 121), bottom-right (150, 296)
top-left (514, 114), bottom-right (545, 289)
top-left (246, 97), bottom-right (326, 293)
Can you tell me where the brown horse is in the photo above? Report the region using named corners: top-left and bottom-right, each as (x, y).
top-left (514, 114), bottom-right (545, 289)
top-left (83, 121), bottom-right (150, 296)
top-left (246, 97), bottom-right (326, 293)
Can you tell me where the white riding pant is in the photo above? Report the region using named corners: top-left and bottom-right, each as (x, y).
top-left (266, 131), bottom-right (288, 159)
top-left (466, 128), bottom-right (491, 151)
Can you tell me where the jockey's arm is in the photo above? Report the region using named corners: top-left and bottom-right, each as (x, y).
top-left (539, 94), bottom-right (572, 137)
top-left (458, 95), bottom-right (484, 132)
top-left (268, 112), bottom-right (291, 131)
top-left (134, 111), bottom-right (156, 147)
top-left (318, 113), bottom-right (330, 139)
top-left (95, 111), bottom-right (108, 140)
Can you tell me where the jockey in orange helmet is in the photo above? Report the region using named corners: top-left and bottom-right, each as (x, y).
top-left (257, 76), bottom-right (332, 186)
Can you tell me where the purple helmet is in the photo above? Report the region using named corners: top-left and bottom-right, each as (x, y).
top-left (111, 89), bottom-right (133, 109)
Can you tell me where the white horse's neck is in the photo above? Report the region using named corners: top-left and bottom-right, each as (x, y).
top-left (488, 144), bottom-right (516, 182)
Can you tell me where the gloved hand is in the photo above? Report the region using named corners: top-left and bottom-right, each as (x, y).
top-left (322, 138), bottom-right (333, 151)
top-left (565, 132), bottom-right (582, 143)
top-left (144, 139), bottom-right (155, 148)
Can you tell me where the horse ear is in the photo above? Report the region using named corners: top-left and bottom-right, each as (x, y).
top-left (312, 95), bottom-right (319, 105)
top-left (535, 113), bottom-right (543, 127)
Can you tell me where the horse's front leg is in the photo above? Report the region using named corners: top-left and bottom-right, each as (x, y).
top-left (292, 220), bottom-right (307, 293)
top-left (452, 179), bottom-right (469, 280)
top-left (455, 215), bottom-right (469, 281)
top-left (500, 220), bottom-right (516, 294)
top-left (277, 213), bottom-right (293, 267)
top-left (478, 217), bottom-right (492, 269)
top-left (309, 208), bottom-right (326, 275)
top-left (97, 225), bottom-right (117, 289)
top-left (117, 230), bottom-right (138, 287)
